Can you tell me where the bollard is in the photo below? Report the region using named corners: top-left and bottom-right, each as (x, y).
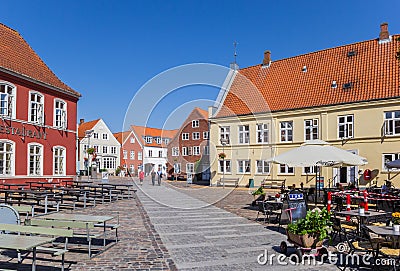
top-left (363, 190), bottom-right (369, 211)
top-left (327, 192), bottom-right (332, 212)
top-left (346, 194), bottom-right (351, 221)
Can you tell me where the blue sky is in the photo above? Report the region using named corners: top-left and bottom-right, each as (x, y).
top-left (2, 0), bottom-right (399, 132)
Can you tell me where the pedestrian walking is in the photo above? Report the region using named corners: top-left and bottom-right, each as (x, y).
top-left (157, 170), bottom-right (162, 186)
top-left (151, 170), bottom-right (156, 186)
top-left (139, 170), bottom-right (144, 185)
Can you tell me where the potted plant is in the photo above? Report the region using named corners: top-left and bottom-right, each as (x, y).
top-left (86, 147), bottom-right (95, 155)
top-left (286, 207), bottom-right (332, 248)
top-left (392, 212), bottom-right (400, 231)
top-left (218, 152), bottom-right (226, 159)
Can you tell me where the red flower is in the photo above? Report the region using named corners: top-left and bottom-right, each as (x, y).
top-left (275, 193), bottom-right (280, 198)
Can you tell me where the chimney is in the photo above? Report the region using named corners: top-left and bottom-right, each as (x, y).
top-left (262, 50), bottom-right (271, 66)
top-left (379, 22), bottom-right (390, 41)
top-left (79, 118), bottom-right (85, 125)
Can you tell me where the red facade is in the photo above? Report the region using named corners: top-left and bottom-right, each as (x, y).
top-left (115, 131), bottom-right (143, 176)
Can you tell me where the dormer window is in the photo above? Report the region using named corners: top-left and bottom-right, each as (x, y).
top-left (343, 82), bottom-right (353, 90)
top-left (145, 136), bottom-right (152, 144)
top-left (331, 81), bottom-right (337, 88)
top-left (155, 137), bottom-right (162, 144)
top-left (347, 50), bottom-right (357, 57)
top-left (302, 66), bottom-right (307, 72)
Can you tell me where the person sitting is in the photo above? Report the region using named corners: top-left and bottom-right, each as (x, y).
top-left (382, 180), bottom-right (392, 194)
top-left (335, 182), bottom-right (344, 191)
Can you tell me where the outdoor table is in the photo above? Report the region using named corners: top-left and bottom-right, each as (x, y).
top-left (40, 213), bottom-right (114, 246)
top-left (0, 234), bottom-right (54, 271)
top-left (367, 225), bottom-right (400, 249)
top-left (336, 210), bottom-right (389, 234)
top-left (3, 183), bottom-right (27, 190)
top-left (57, 187), bottom-right (91, 208)
top-left (0, 189), bottom-right (60, 213)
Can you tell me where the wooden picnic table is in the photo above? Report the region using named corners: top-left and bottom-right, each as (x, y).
top-left (0, 234), bottom-right (54, 271)
top-left (0, 189), bottom-right (60, 213)
top-left (2, 183), bottom-right (27, 190)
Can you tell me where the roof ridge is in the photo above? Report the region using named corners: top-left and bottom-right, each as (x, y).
top-left (0, 23), bottom-right (18, 33)
top-left (240, 35), bottom-right (400, 71)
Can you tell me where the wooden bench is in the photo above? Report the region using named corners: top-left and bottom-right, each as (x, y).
top-left (261, 179), bottom-right (286, 190)
top-left (0, 223), bottom-right (72, 271)
top-left (217, 178), bottom-right (239, 187)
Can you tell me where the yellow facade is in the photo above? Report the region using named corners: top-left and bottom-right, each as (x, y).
top-left (210, 99), bottom-right (400, 188)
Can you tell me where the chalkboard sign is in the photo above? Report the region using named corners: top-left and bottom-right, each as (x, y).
top-left (287, 189), bottom-right (307, 223)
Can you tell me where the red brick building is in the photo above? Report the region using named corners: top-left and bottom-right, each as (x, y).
top-left (0, 23), bottom-right (81, 184)
top-left (114, 130), bottom-right (143, 176)
top-left (167, 107), bottom-right (210, 183)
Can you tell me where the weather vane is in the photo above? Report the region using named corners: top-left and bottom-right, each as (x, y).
top-left (233, 41), bottom-right (238, 65)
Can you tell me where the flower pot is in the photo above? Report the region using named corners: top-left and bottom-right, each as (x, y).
top-left (287, 231), bottom-right (323, 248)
top-left (393, 225), bottom-right (400, 232)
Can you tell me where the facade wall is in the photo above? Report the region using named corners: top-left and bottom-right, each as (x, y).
top-left (210, 99), bottom-right (400, 187)
top-left (143, 146), bottom-right (167, 175)
top-left (120, 132), bottom-right (143, 176)
top-left (0, 72), bottom-right (78, 183)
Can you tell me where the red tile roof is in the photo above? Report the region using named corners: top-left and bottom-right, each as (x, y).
top-left (131, 125), bottom-right (178, 147)
top-left (195, 107), bottom-right (209, 120)
top-left (0, 23), bottom-right (81, 97)
top-left (113, 131), bottom-right (132, 145)
top-left (217, 35), bottom-right (400, 118)
top-left (77, 119), bottom-right (100, 139)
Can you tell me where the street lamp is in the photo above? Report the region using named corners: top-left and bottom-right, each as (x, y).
top-left (220, 137), bottom-right (228, 188)
top-left (85, 129), bottom-right (94, 180)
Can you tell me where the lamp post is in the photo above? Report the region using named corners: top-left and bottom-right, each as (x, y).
top-left (85, 129), bottom-right (94, 180)
top-left (220, 137), bottom-right (228, 188)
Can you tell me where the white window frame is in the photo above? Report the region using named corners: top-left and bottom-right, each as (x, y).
top-left (53, 146), bottom-right (66, 176)
top-left (145, 136), bottom-right (152, 144)
top-left (218, 159), bottom-right (231, 174)
top-left (304, 119), bottom-right (319, 141)
top-left (158, 151), bottom-right (163, 158)
top-left (123, 150), bottom-right (128, 159)
top-left (383, 153), bottom-right (400, 172)
top-left (53, 99), bottom-right (67, 129)
top-left (102, 146), bottom-right (108, 154)
top-left (27, 143), bottom-right (43, 176)
top-left (203, 131), bottom-right (209, 139)
top-left (237, 159), bottom-right (251, 174)
top-left (102, 133), bottom-right (109, 140)
top-left (238, 125), bottom-right (250, 144)
top-left (172, 147), bottom-right (179, 156)
top-left (338, 115), bottom-right (354, 139)
top-left (384, 111), bottom-right (400, 136)
top-left (103, 157), bottom-right (116, 169)
top-left (130, 137), bottom-right (135, 143)
top-left (155, 137), bottom-right (161, 144)
top-left (29, 91), bottom-right (44, 125)
top-left (130, 150), bottom-right (135, 160)
top-left (203, 145), bottom-right (209, 155)
top-left (256, 123), bottom-right (269, 144)
top-left (280, 121), bottom-right (293, 142)
top-left (192, 120), bottom-right (199, 128)
top-left (182, 147), bottom-right (188, 156)
top-left (148, 150), bottom-right (153, 157)
top-left (93, 133), bottom-right (99, 139)
top-left (110, 146), bottom-right (117, 154)
top-left (93, 145), bottom-right (99, 153)
top-left (279, 164), bottom-right (295, 175)
top-left (192, 132), bottom-right (200, 140)
top-left (0, 140), bottom-right (14, 176)
top-left (129, 165), bottom-right (135, 173)
top-left (303, 166), bottom-right (317, 175)
top-left (0, 82), bottom-right (16, 119)
top-left (138, 152), bottom-right (142, 160)
top-left (193, 146), bottom-right (200, 155)
top-left (256, 160), bottom-right (270, 174)
top-left (182, 133), bottom-right (189, 140)
top-left (220, 126), bottom-right (230, 145)
top-left (174, 163), bottom-right (181, 174)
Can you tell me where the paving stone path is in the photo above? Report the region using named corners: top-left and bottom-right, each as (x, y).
top-left (137, 180), bottom-right (339, 271)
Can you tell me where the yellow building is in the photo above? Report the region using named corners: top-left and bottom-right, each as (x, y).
top-left (209, 23), bottom-right (400, 188)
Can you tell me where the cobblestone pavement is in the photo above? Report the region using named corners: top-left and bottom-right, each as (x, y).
top-left (137, 180), bottom-right (339, 271)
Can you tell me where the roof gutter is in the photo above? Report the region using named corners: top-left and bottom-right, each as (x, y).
top-left (0, 67), bottom-right (82, 99)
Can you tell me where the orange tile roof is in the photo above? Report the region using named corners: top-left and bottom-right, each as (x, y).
top-left (113, 131), bottom-right (131, 145)
top-left (217, 35), bottom-right (400, 118)
top-left (78, 119), bottom-right (100, 139)
top-left (131, 125), bottom-right (178, 147)
top-left (195, 107), bottom-right (209, 120)
top-left (0, 23), bottom-right (81, 97)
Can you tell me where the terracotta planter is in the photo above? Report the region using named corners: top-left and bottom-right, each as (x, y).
top-left (287, 231), bottom-right (323, 248)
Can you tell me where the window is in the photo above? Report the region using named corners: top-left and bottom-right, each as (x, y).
top-left (279, 164), bottom-right (294, 174)
top-left (338, 115), bottom-right (354, 139)
top-left (130, 150), bottom-right (135, 160)
top-left (28, 144), bottom-right (42, 175)
top-left (384, 111), bottom-right (400, 136)
top-left (103, 157), bottom-right (116, 169)
top-left (188, 147), bottom-right (192, 156)
top-left (303, 166), bottom-right (316, 175)
top-left (192, 120), bottom-right (199, 128)
top-left (220, 126), bottom-right (230, 144)
top-left (83, 145), bottom-right (88, 152)
top-left (110, 146), bottom-right (117, 154)
top-left (305, 119), bottom-right (319, 141)
top-left (219, 160), bottom-right (231, 173)
top-left (0, 82), bottom-right (15, 118)
top-left (0, 141), bottom-right (13, 175)
top-left (158, 151), bottom-right (163, 158)
top-left (102, 146), bottom-right (108, 153)
top-left (53, 146), bottom-right (65, 175)
top-left (29, 92), bottom-right (44, 124)
top-left (172, 147), bottom-right (179, 156)
top-left (93, 133), bottom-right (99, 139)
top-left (238, 125), bottom-right (250, 144)
top-left (155, 137), bottom-right (161, 144)
top-left (192, 132), bottom-right (200, 140)
top-left (182, 133), bottom-right (189, 140)
top-left (193, 146), bottom-right (200, 155)
top-left (182, 147), bottom-right (188, 156)
top-left (54, 99), bottom-right (67, 129)
top-left (256, 160), bottom-right (270, 174)
top-left (130, 137), bottom-right (135, 143)
top-left (145, 136), bottom-right (152, 144)
top-left (173, 163), bottom-right (181, 173)
top-left (138, 152), bottom-right (142, 160)
top-left (203, 145), bottom-right (209, 155)
top-left (123, 150), bottom-right (128, 159)
top-left (148, 150), bottom-right (153, 157)
top-left (203, 131), bottom-right (209, 139)
top-left (256, 124), bottom-right (269, 144)
top-left (280, 121), bottom-right (293, 142)
top-left (93, 145), bottom-right (99, 153)
top-left (238, 160), bottom-right (251, 173)
top-left (129, 165), bottom-right (135, 173)
top-left (164, 138), bottom-right (170, 144)
top-left (383, 153), bottom-right (400, 171)
top-left (102, 133), bottom-right (109, 140)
